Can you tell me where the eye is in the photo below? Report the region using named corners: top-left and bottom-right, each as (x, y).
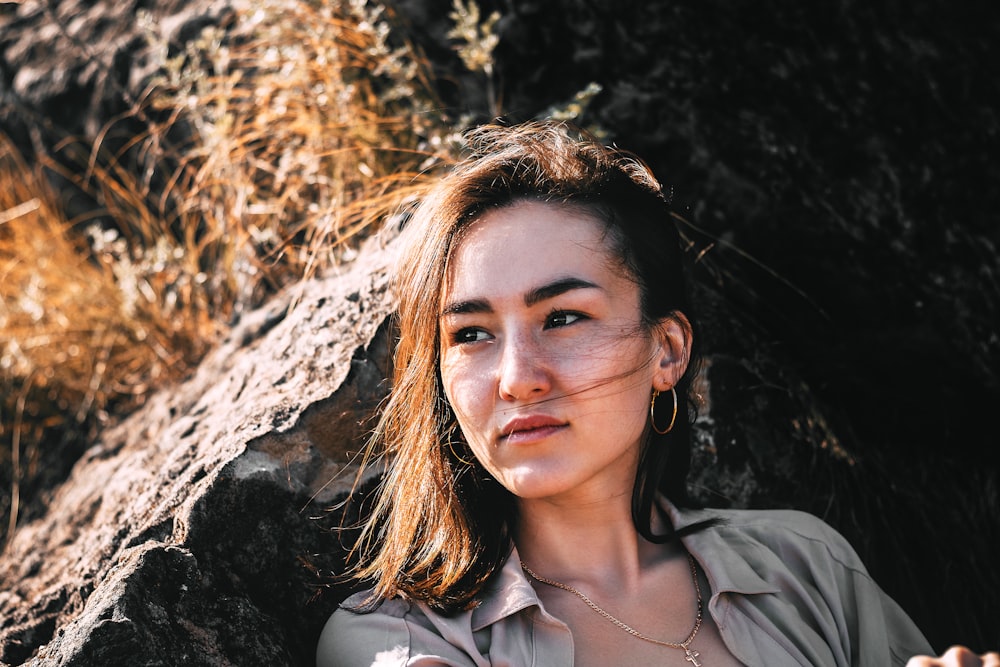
top-left (545, 310), bottom-right (585, 329)
top-left (451, 327), bottom-right (492, 344)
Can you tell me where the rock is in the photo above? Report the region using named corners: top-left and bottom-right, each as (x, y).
top-left (428, 0), bottom-right (1000, 650)
top-left (0, 229), bottom-right (401, 666)
top-left (0, 0), bottom-right (235, 155)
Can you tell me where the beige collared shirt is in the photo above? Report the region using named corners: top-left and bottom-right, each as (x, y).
top-left (317, 502), bottom-right (933, 666)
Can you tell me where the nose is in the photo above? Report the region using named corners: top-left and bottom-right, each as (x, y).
top-left (497, 331), bottom-right (551, 401)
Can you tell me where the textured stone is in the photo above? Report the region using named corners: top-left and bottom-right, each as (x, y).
top-left (0, 229), bottom-right (400, 666)
top-left (0, 0), bottom-right (235, 152)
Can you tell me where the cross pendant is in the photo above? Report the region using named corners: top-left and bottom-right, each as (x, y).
top-left (684, 648), bottom-right (702, 666)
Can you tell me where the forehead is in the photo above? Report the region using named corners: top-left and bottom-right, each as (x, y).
top-left (443, 200), bottom-right (624, 301)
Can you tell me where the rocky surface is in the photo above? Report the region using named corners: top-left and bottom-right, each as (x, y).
top-left (406, 0), bottom-right (1000, 651)
top-left (0, 0), bottom-right (234, 154)
top-left (0, 227), bottom-right (400, 666)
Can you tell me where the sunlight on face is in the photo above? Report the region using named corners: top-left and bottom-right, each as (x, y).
top-left (438, 200), bottom-right (666, 504)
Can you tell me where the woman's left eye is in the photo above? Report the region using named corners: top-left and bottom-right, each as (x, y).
top-left (545, 311), bottom-right (585, 329)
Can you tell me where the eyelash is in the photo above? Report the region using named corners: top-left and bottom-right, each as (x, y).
top-left (544, 309), bottom-right (585, 329)
top-left (451, 327), bottom-right (489, 344)
top-left (447, 309), bottom-right (587, 345)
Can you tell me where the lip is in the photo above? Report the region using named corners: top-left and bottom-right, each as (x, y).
top-left (499, 414), bottom-right (568, 444)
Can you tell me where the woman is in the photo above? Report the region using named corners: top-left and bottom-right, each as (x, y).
top-left (317, 120), bottom-right (995, 666)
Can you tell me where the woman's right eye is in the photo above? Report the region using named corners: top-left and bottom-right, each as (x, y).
top-left (452, 327), bottom-right (491, 344)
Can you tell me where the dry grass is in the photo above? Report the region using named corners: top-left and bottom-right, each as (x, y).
top-left (0, 0), bottom-right (478, 547)
top-left (137, 0), bottom-right (461, 284)
top-left (0, 0), bottom-right (597, 548)
top-left (0, 135), bottom-right (165, 542)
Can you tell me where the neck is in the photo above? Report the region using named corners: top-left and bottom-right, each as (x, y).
top-left (513, 491), bottom-right (665, 592)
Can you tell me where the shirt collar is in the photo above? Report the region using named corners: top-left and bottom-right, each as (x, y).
top-left (471, 545), bottom-right (542, 631)
top-left (665, 500), bottom-right (781, 597)
top-left (470, 499), bottom-right (780, 631)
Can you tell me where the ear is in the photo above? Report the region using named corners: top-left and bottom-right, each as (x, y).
top-left (652, 312), bottom-right (692, 390)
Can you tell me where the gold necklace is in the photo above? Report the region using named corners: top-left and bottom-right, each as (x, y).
top-left (520, 554), bottom-right (705, 666)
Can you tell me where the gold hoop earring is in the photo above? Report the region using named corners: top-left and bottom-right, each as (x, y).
top-left (650, 387), bottom-right (678, 435)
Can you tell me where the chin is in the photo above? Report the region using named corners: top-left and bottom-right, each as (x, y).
top-left (501, 473), bottom-right (583, 502)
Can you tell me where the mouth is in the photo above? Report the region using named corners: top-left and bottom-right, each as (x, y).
top-left (499, 415), bottom-right (568, 444)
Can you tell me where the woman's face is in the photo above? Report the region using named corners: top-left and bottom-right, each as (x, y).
top-left (439, 200), bottom-right (689, 505)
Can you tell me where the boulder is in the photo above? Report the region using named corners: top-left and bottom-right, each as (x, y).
top-left (0, 0), bottom-right (235, 155)
top-left (0, 230), bottom-right (400, 666)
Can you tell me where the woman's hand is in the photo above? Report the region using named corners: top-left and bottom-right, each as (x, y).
top-left (906, 646), bottom-right (1000, 666)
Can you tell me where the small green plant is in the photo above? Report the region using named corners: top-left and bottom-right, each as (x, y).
top-left (537, 81), bottom-right (605, 129)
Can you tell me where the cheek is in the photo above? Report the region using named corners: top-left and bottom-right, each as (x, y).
top-left (440, 356), bottom-right (494, 425)
top-left (565, 333), bottom-right (655, 387)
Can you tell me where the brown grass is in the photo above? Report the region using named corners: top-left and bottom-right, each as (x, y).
top-left (0, 135), bottom-right (163, 542)
top-left (1, 0), bottom-right (469, 547)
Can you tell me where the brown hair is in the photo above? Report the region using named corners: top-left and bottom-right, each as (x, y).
top-left (347, 120), bottom-right (702, 612)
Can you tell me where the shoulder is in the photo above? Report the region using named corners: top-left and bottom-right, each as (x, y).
top-left (676, 504), bottom-right (880, 603)
top-left (676, 504), bottom-right (933, 662)
top-left (316, 590), bottom-right (487, 667)
top-left (683, 504), bottom-right (866, 570)
top-left (316, 592), bottom-right (415, 667)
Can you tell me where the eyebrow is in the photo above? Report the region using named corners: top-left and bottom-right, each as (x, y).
top-left (440, 277), bottom-right (600, 317)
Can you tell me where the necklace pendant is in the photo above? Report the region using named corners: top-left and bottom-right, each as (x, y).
top-left (684, 648), bottom-right (702, 666)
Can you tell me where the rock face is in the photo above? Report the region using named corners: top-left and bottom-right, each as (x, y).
top-left (405, 0), bottom-right (1000, 652)
top-left (0, 0), bottom-right (235, 158)
top-left (0, 230), bottom-right (401, 666)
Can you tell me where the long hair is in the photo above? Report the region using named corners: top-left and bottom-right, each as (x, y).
top-left (347, 120), bottom-right (704, 612)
